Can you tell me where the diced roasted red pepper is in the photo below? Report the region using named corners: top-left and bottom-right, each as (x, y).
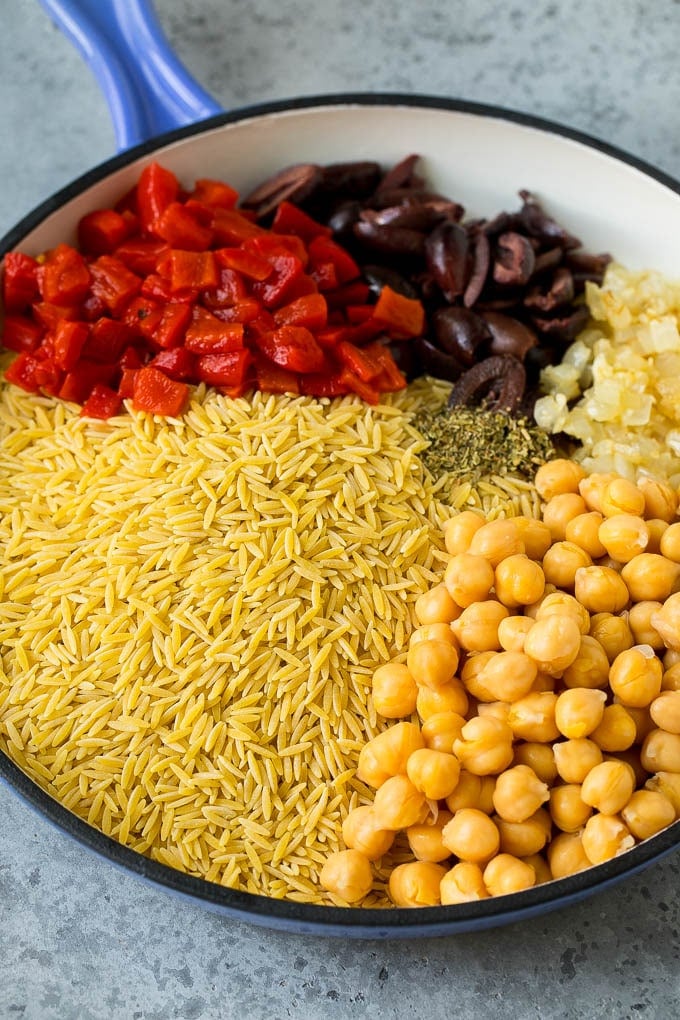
top-left (255, 325), bottom-right (325, 374)
top-left (132, 365), bottom-right (188, 416)
top-left (324, 280), bottom-right (371, 310)
top-left (89, 255), bottom-right (142, 316)
top-left (40, 244), bottom-right (91, 305)
top-left (271, 201), bottom-right (332, 243)
top-left (119, 345), bottom-right (143, 370)
top-left (366, 342), bottom-right (408, 392)
top-left (298, 371), bottom-right (350, 397)
top-left (114, 238), bottom-right (169, 275)
top-left (150, 346), bottom-right (196, 380)
top-left (122, 296), bottom-right (163, 338)
top-left (80, 383), bottom-right (122, 419)
top-left (338, 367), bottom-right (381, 404)
top-left (184, 309), bottom-right (245, 354)
top-left (1, 314), bottom-right (44, 353)
top-left (202, 267), bottom-right (249, 309)
top-left (152, 202), bottom-right (214, 250)
top-left (58, 360), bottom-right (118, 404)
top-left (336, 340), bottom-right (383, 382)
top-left (250, 253), bottom-right (304, 309)
top-left (2, 252), bottom-right (41, 312)
top-left (307, 235), bottom-right (360, 285)
top-left (53, 320), bottom-right (90, 370)
top-left (307, 260), bottom-right (338, 292)
top-left (136, 162), bottom-right (180, 234)
top-left (81, 318), bottom-right (133, 363)
top-left (214, 247), bottom-right (273, 281)
top-left (245, 232), bottom-right (308, 266)
top-left (150, 303), bottom-right (192, 349)
top-left (253, 354), bottom-right (300, 394)
top-left (156, 249), bottom-right (218, 292)
top-left (371, 284), bottom-right (425, 339)
top-left (211, 208), bottom-right (267, 245)
top-left (78, 209), bottom-right (130, 255)
top-left (118, 367), bottom-right (138, 398)
top-left (196, 349), bottom-right (252, 387)
top-left (211, 299), bottom-right (262, 324)
top-left (32, 301), bottom-right (79, 331)
top-left (189, 178), bottom-right (238, 209)
top-left (3, 351), bottom-right (43, 392)
top-left (345, 303), bottom-right (376, 324)
top-left (273, 292), bottom-right (328, 330)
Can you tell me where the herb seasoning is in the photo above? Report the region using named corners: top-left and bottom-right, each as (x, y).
top-left (414, 405), bottom-right (555, 482)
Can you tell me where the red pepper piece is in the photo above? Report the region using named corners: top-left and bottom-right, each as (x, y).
top-left (298, 371), bottom-right (350, 397)
top-left (118, 367), bottom-right (138, 399)
top-left (338, 367), bottom-right (381, 404)
top-left (211, 208), bottom-right (267, 245)
top-left (150, 347), bottom-right (197, 380)
top-left (196, 349), bottom-right (252, 387)
top-left (122, 296), bottom-right (163, 338)
top-left (1, 314), bottom-right (44, 353)
top-left (244, 232), bottom-right (308, 266)
top-left (119, 346), bottom-right (143, 370)
top-left (80, 383), bottom-right (122, 419)
top-left (211, 299), bottom-right (262, 324)
top-left (253, 354), bottom-right (300, 394)
top-left (114, 239), bottom-right (169, 275)
top-left (273, 293), bottom-right (328, 330)
top-left (78, 209), bottom-right (130, 255)
top-left (276, 273), bottom-right (318, 302)
top-left (136, 162), bottom-right (180, 233)
top-left (2, 252), bottom-right (40, 312)
top-left (40, 244), bottom-right (91, 305)
top-left (307, 260), bottom-right (338, 292)
top-left (214, 247), bottom-right (273, 281)
top-left (32, 301), bottom-right (79, 331)
top-left (366, 343), bottom-right (408, 392)
top-left (58, 360), bottom-right (118, 404)
top-left (53, 320), bottom-right (90, 370)
top-left (307, 235), bottom-right (360, 285)
top-left (371, 284), bottom-right (425, 339)
top-left (245, 311), bottom-right (277, 342)
top-left (132, 365), bottom-right (188, 416)
top-left (151, 303), bottom-right (192, 349)
top-left (184, 309), bottom-right (245, 354)
top-left (271, 201), bottom-right (332, 243)
top-left (255, 325), bottom-right (325, 373)
top-left (152, 201), bottom-right (214, 250)
top-left (336, 340), bottom-right (383, 382)
top-left (89, 255), bottom-right (142, 316)
top-left (81, 318), bottom-right (133, 363)
top-left (156, 249), bottom-right (218, 292)
top-left (190, 178), bottom-right (239, 209)
top-left (3, 352), bottom-right (43, 392)
top-left (202, 266), bottom-right (249, 309)
top-left (345, 304), bottom-right (376, 324)
top-left (324, 281), bottom-right (371, 310)
top-left (250, 253), bottom-right (304, 309)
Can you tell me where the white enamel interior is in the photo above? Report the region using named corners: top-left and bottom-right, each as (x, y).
top-left (12, 103), bottom-right (680, 275)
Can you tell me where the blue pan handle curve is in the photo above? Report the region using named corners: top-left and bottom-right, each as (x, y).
top-left (38, 0), bottom-right (223, 151)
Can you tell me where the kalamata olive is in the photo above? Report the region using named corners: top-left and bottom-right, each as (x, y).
top-left (463, 229), bottom-right (491, 307)
top-left (483, 311), bottom-right (537, 361)
top-left (493, 232), bottom-right (536, 286)
top-left (530, 305), bottom-right (591, 343)
top-left (375, 154), bottom-right (424, 193)
top-left (425, 221), bottom-right (469, 301)
top-left (362, 265), bottom-right (419, 300)
top-left (361, 204), bottom-right (456, 232)
top-left (317, 161), bottom-right (382, 199)
top-left (326, 200), bottom-right (363, 236)
top-left (518, 190), bottom-right (581, 250)
top-left (414, 338), bottom-right (465, 382)
top-left (241, 163), bottom-right (322, 218)
top-left (448, 355), bottom-right (526, 413)
top-left (353, 220), bottom-right (426, 256)
top-left (524, 266), bottom-right (575, 312)
top-left (432, 306), bottom-right (490, 365)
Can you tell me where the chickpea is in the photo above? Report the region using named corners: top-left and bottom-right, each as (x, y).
top-left (495, 808), bottom-right (552, 857)
top-left (641, 729), bottom-right (680, 773)
top-left (498, 615), bottom-right (534, 653)
top-left (663, 648), bottom-right (680, 669)
top-left (609, 645), bottom-right (663, 708)
top-left (574, 565), bottom-right (630, 614)
top-left (663, 662), bottom-right (680, 692)
top-left (444, 553), bottom-right (495, 609)
top-left (477, 701), bottom-right (512, 725)
top-left (590, 704), bottom-right (637, 752)
top-left (543, 493), bottom-right (589, 543)
top-left (388, 861), bottom-right (447, 907)
top-left (513, 742), bottom-right (558, 785)
top-left (445, 771), bottom-right (483, 813)
top-left (600, 477), bottom-right (646, 518)
top-left (645, 519), bottom-right (669, 554)
top-left (531, 671), bottom-right (557, 693)
top-left (555, 687), bottom-right (607, 738)
top-left (605, 749), bottom-right (649, 788)
top-left (524, 614), bottom-right (582, 675)
top-left (406, 811), bottom-right (454, 863)
top-left (621, 789), bottom-right (676, 840)
top-left (441, 808), bottom-right (500, 863)
top-left (621, 554), bottom-right (679, 602)
top-left (468, 518), bottom-right (525, 567)
top-left (638, 476), bottom-right (679, 522)
top-left (627, 601), bottom-right (665, 651)
top-left (482, 853), bottom-right (535, 896)
top-left (513, 517), bottom-right (552, 560)
top-left (660, 522), bottom-right (680, 563)
top-left (342, 806), bottom-right (395, 861)
top-left (475, 650), bottom-right (538, 702)
top-left (650, 593), bottom-right (680, 650)
top-left (492, 764), bottom-right (550, 823)
top-left (420, 711), bottom-right (467, 753)
top-left (617, 704), bottom-right (655, 745)
top-left (410, 622), bottom-right (458, 647)
top-left (542, 541), bottom-right (592, 589)
top-left (650, 690), bottom-right (680, 734)
top-left (547, 832), bottom-right (592, 878)
top-left (406, 638), bottom-right (459, 691)
top-left (372, 662), bottom-right (418, 719)
top-left (536, 592), bottom-right (588, 635)
top-left (535, 458), bottom-right (586, 500)
top-left (581, 759), bottom-right (635, 815)
top-left (440, 862), bottom-right (489, 904)
top-left (549, 784), bottom-right (593, 833)
top-left (452, 716), bottom-right (514, 776)
top-left (522, 853), bottom-right (552, 885)
top-left (494, 554), bottom-right (546, 609)
top-left (561, 635), bottom-right (611, 690)
top-left (581, 814), bottom-right (635, 865)
top-left (524, 583), bottom-right (558, 620)
top-left (589, 612), bottom-right (634, 662)
top-left (578, 472), bottom-right (617, 514)
top-left (320, 849), bottom-right (373, 902)
top-left (406, 747), bottom-right (461, 800)
top-left (357, 722), bottom-right (425, 788)
top-left (645, 772), bottom-right (680, 818)
top-left (553, 738), bottom-right (603, 784)
top-left (416, 681), bottom-right (469, 721)
top-left (507, 692), bottom-right (560, 743)
top-left (477, 775), bottom-right (498, 815)
top-left (372, 774), bottom-right (428, 830)
top-left (597, 514), bottom-right (649, 563)
top-left (414, 584), bottom-right (462, 626)
top-left (443, 510), bottom-right (485, 555)
top-left (452, 600), bottom-right (509, 653)
top-left (565, 511), bottom-right (607, 559)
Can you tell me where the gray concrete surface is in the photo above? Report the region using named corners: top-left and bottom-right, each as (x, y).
top-left (2, 1), bottom-right (680, 1017)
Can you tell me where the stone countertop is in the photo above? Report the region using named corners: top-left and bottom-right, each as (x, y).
top-left (2, 1), bottom-right (680, 1017)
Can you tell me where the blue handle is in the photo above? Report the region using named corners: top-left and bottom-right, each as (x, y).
top-left (38, 0), bottom-right (223, 151)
